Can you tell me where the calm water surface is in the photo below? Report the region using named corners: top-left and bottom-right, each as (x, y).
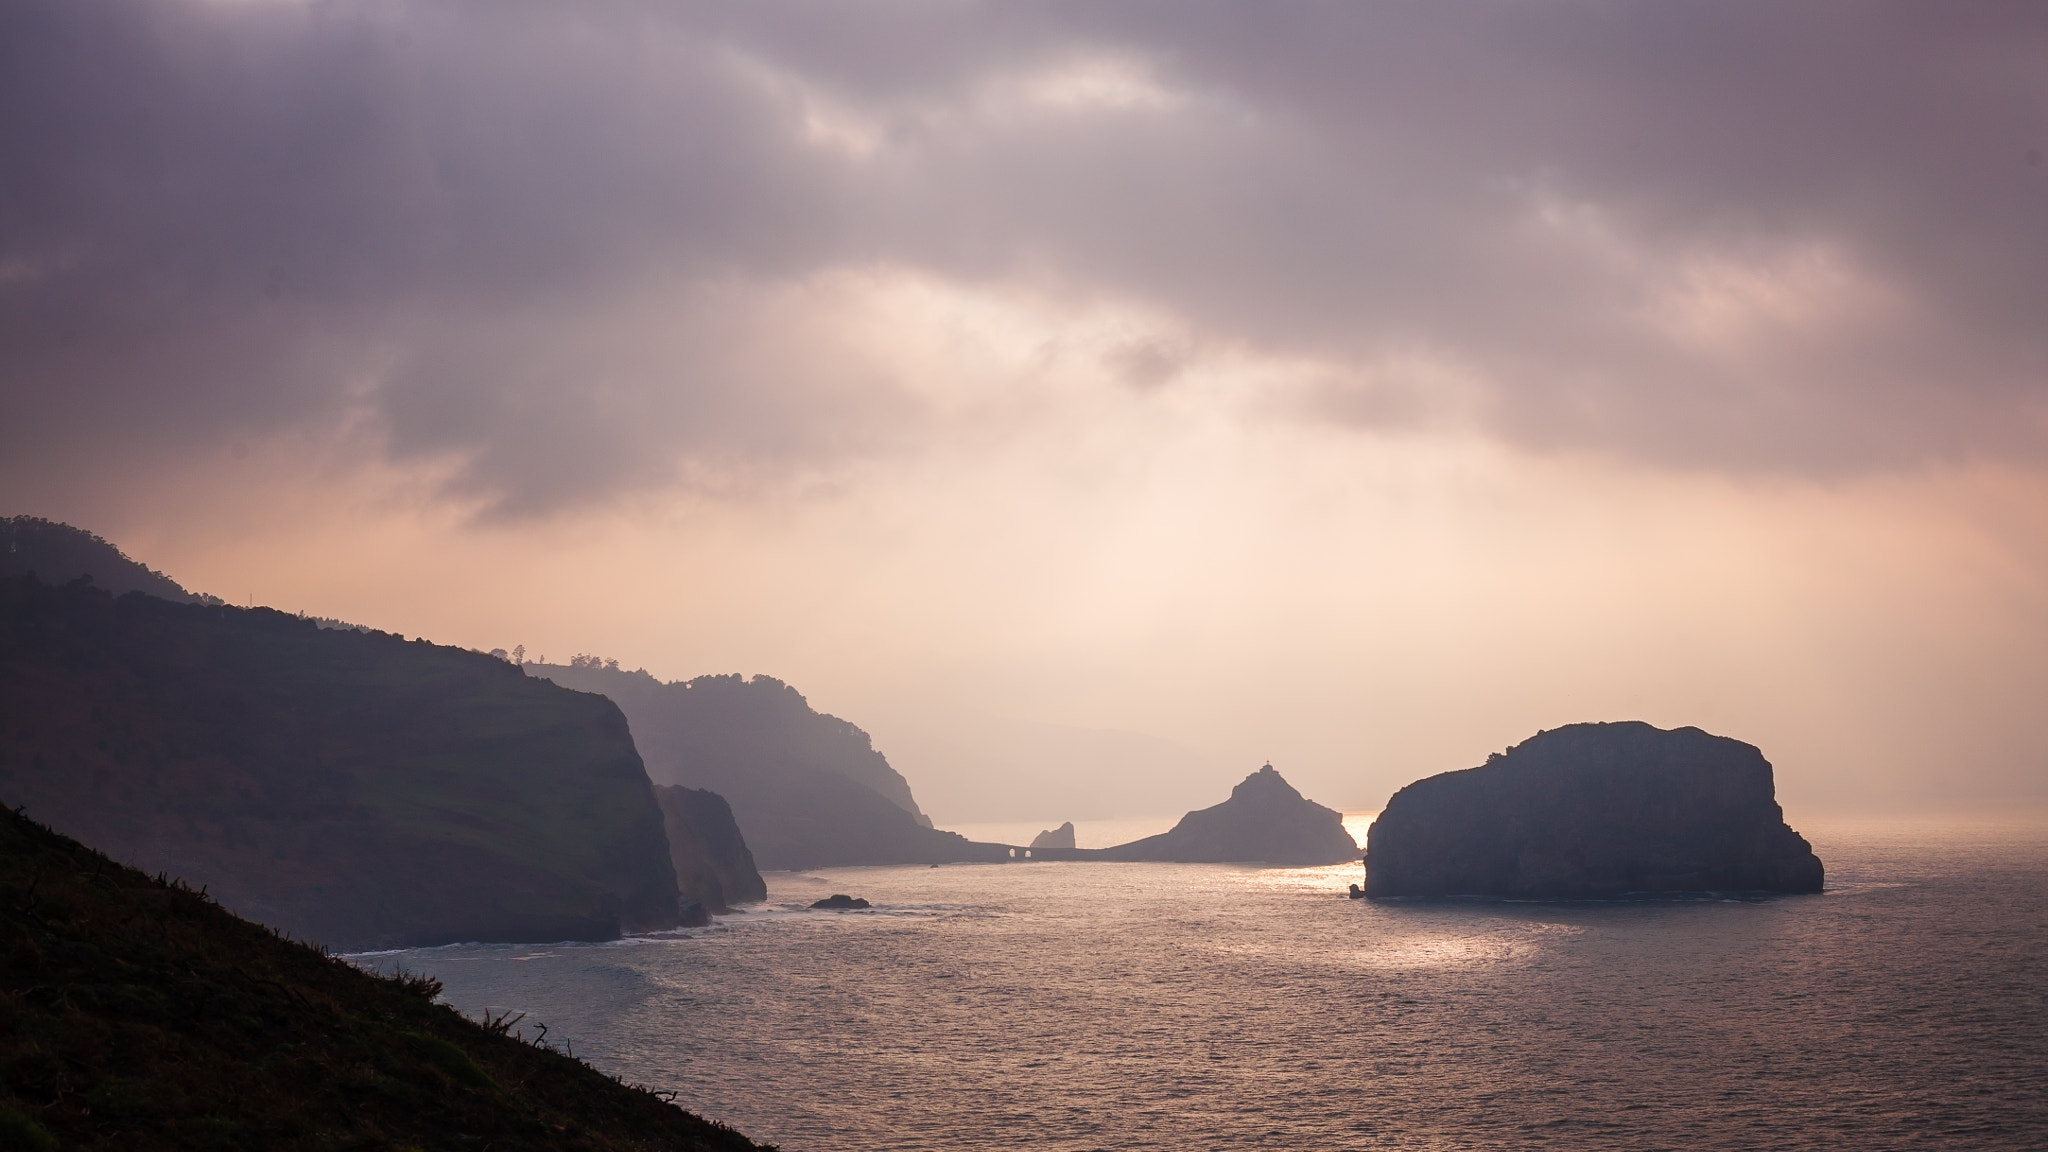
top-left (364, 819), bottom-right (2047, 1150)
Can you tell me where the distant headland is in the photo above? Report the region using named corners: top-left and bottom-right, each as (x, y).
top-left (1031, 765), bottom-right (1359, 866)
top-left (526, 661), bottom-right (1017, 869)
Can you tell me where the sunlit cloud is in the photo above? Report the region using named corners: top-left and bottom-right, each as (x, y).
top-left (1004, 53), bottom-right (1184, 115)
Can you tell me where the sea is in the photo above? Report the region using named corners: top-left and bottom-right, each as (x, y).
top-left (358, 816), bottom-right (2048, 1150)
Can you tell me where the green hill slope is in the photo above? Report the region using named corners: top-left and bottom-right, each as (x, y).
top-left (0, 803), bottom-right (768, 1151)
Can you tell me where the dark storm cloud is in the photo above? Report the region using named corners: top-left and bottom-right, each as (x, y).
top-left (0, 0), bottom-right (865, 510)
top-left (3, 1), bottom-right (2044, 513)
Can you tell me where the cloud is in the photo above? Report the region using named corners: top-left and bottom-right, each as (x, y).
top-left (4, 0), bottom-right (2046, 517)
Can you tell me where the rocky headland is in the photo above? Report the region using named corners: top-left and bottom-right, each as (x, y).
top-left (530, 662), bottom-right (1013, 869)
top-left (0, 574), bottom-right (697, 950)
top-left (1086, 765), bottom-right (1359, 866)
top-left (1364, 721), bottom-right (1825, 898)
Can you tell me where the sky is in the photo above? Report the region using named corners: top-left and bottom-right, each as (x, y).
top-left (4, 0), bottom-right (2045, 823)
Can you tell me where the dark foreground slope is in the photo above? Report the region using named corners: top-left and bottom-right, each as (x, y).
top-left (1365, 721), bottom-right (1825, 898)
top-left (0, 577), bottom-right (682, 949)
top-left (0, 805), bottom-right (767, 1152)
top-left (1088, 765), bottom-right (1359, 866)
top-left (532, 664), bottom-right (1008, 869)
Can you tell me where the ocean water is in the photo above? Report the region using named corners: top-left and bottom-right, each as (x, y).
top-left (362, 818), bottom-right (2048, 1150)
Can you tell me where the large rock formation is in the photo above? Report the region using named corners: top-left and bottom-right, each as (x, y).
top-left (656, 784), bottom-right (768, 922)
top-left (0, 575), bottom-right (686, 950)
top-left (1364, 721), bottom-right (1825, 898)
top-left (1030, 821), bottom-right (1077, 851)
top-left (1091, 765), bottom-right (1359, 865)
top-left (529, 662), bottom-right (1012, 869)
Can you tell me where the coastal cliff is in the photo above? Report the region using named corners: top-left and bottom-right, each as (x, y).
top-left (1364, 721), bottom-right (1825, 898)
top-left (531, 663), bottom-right (1011, 868)
top-left (0, 576), bottom-right (684, 950)
top-left (1092, 765), bottom-right (1359, 865)
top-left (656, 784), bottom-right (768, 920)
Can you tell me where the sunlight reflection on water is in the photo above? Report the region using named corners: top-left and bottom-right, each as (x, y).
top-left (362, 824), bottom-right (2047, 1151)
top-left (1341, 810), bottom-right (1377, 847)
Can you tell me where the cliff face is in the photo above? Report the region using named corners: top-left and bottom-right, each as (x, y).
top-left (0, 577), bottom-right (682, 950)
top-left (535, 664), bottom-right (933, 823)
top-left (655, 784), bottom-right (768, 920)
top-left (531, 664), bottom-right (1009, 869)
top-left (1364, 721), bottom-right (1825, 898)
top-left (1092, 765), bottom-right (1359, 865)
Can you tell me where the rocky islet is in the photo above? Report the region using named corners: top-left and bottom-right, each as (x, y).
top-left (1364, 721), bottom-right (1824, 899)
top-left (1053, 765), bottom-right (1360, 866)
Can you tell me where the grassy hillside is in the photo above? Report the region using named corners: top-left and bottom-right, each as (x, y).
top-left (0, 576), bottom-right (680, 950)
top-left (0, 803), bottom-right (768, 1151)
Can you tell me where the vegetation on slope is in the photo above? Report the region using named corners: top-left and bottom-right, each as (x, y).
top-left (0, 517), bottom-right (199, 603)
top-left (0, 803), bottom-right (769, 1151)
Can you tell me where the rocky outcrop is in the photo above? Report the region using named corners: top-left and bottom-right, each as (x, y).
top-left (656, 784), bottom-right (768, 922)
top-left (1029, 821), bottom-right (1076, 851)
top-left (810, 894), bottom-right (870, 909)
top-left (0, 576), bottom-right (685, 950)
top-left (1092, 765), bottom-right (1359, 865)
top-left (1364, 721), bottom-right (1825, 898)
top-left (530, 663), bottom-right (1013, 869)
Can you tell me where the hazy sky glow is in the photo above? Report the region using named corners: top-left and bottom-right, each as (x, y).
top-left (5, 1), bottom-right (2046, 819)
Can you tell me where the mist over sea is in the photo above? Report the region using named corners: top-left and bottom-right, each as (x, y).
top-left (364, 819), bottom-right (2047, 1150)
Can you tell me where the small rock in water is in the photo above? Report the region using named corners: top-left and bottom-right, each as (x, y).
top-left (811, 894), bottom-right (871, 909)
